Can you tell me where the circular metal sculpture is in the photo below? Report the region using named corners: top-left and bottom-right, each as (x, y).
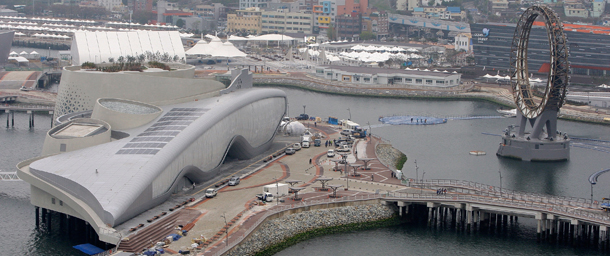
top-left (497, 5), bottom-right (570, 161)
top-left (510, 5), bottom-right (569, 119)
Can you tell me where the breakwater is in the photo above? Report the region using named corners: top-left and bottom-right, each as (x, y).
top-left (224, 203), bottom-right (397, 256)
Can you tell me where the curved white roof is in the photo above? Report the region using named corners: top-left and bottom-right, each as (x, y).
top-left (71, 31), bottom-right (186, 65)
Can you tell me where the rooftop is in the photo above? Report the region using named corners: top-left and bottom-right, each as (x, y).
top-left (320, 65), bottom-right (458, 77)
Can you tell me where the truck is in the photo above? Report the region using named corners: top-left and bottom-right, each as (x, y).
top-left (314, 138), bottom-right (321, 147)
top-left (302, 136), bottom-right (311, 148)
top-left (296, 114), bottom-right (309, 120)
top-left (351, 127), bottom-right (367, 138)
top-left (263, 183), bottom-right (289, 197)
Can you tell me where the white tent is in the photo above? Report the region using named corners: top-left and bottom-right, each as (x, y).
top-left (19, 51), bottom-right (28, 55)
top-left (227, 35), bottom-right (249, 41)
top-left (598, 84), bottom-right (610, 88)
top-left (9, 51), bottom-right (18, 56)
top-left (249, 34), bottom-right (295, 41)
top-left (185, 38), bottom-right (247, 58)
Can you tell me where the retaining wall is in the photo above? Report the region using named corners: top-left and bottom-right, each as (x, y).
top-left (224, 200), bottom-right (396, 256)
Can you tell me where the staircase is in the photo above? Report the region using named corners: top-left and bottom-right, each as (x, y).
top-left (117, 209), bottom-right (200, 253)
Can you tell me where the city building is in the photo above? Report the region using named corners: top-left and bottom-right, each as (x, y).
top-left (471, 23), bottom-right (610, 77)
top-left (239, 0), bottom-right (269, 9)
top-left (337, 0), bottom-right (368, 16)
top-left (564, 0), bottom-right (589, 18)
top-left (362, 11), bottom-right (389, 40)
top-left (314, 65), bottom-right (461, 87)
top-left (70, 31), bottom-right (186, 65)
top-left (261, 10), bottom-right (313, 34)
top-left (130, 0), bottom-right (152, 12)
top-left (194, 3), bottom-right (227, 21)
top-left (227, 7), bottom-right (262, 34)
top-left (454, 33), bottom-right (472, 52)
top-left (591, 0), bottom-right (605, 17)
top-left (313, 0), bottom-right (344, 34)
top-left (335, 13), bottom-right (361, 39)
top-left (491, 0), bottom-right (509, 10)
top-left (98, 0), bottom-right (122, 11)
top-left (396, 0), bottom-right (408, 11)
top-left (0, 30), bottom-right (14, 67)
top-left (408, 0), bottom-right (420, 11)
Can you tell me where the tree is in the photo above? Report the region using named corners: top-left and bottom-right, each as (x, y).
top-left (360, 31), bottom-right (376, 40)
top-left (176, 19), bottom-right (186, 28)
top-left (326, 25), bottom-right (336, 41)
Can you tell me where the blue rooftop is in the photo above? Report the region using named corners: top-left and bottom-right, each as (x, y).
top-left (414, 7), bottom-right (424, 12)
top-left (447, 6), bottom-right (461, 13)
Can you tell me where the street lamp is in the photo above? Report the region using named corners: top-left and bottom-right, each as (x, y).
top-left (347, 108), bottom-right (351, 120)
top-left (420, 171), bottom-right (426, 194)
top-left (220, 213), bottom-right (228, 246)
top-left (414, 160), bottom-right (418, 183)
top-left (303, 105), bottom-right (306, 114)
top-left (274, 176), bottom-right (279, 205)
top-left (498, 169), bottom-right (503, 198)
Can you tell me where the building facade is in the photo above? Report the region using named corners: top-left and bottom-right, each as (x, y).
top-left (336, 13), bottom-right (361, 39)
top-left (315, 65), bottom-right (461, 87)
top-left (227, 8), bottom-right (262, 34)
top-left (98, 0), bottom-right (122, 11)
top-left (239, 0), bottom-right (269, 9)
top-left (261, 10), bottom-right (313, 34)
top-left (454, 32), bottom-right (471, 52)
top-left (471, 23), bottom-right (610, 77)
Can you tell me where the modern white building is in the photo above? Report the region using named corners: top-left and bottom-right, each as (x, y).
top-left (315, 65), bottom-right (461, 87)
top-left (17, 67), bottom-right (287, 245)
top-left (70, 31), bottom-right (186, 65)
top-left (454, 33), bottom-right (472, 52)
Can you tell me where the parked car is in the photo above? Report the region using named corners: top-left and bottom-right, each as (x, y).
top-left (228, 176), bottom-right (240, 186)
top-left (285, 147), bottom-right (296, 155)
top-left (340, 129), bottom-right (352, 136)
top-left (293, 143), bottom-right (301, 151)
top-left (205, 188), bottom-right (217, 198)
top-left (327, 149), bottom-right (335, 157)
top-left (336, 144), bottom-right (350, 152)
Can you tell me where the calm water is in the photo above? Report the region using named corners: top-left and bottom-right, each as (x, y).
top-left (1, 87), bottom-right (610, 255)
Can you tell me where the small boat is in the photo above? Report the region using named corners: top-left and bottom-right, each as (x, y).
top-left (469, 151), bottom-right (486, 156)
top-left (497, 108), bottom-right (517, 117)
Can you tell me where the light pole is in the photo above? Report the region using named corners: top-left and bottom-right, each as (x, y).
top-left (498, 168), bottom-right (503, 198)
top-left (303, 105), bottom-right (306, 114)
top-left (274, 176), bottom-right (279, 205)
top-left (414, 160), bottom-right (418, 183)
top-left (347, 108), bottom-right (351, 120)
top-left (591, 183), bottom-right (594, 202)
top-left (221, 213), bottom-right (228, 246)
top-left (420, 171), bottom-right (425, 194)
top-left (367, 121), bottom-right (371, 138)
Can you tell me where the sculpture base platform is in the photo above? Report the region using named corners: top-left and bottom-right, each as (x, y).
top-left (496, 135), bottom-right (570, 161)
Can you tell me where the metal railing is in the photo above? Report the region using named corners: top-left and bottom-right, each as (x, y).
top-left (410, 179), bottom-right (599, 209)
top-left (384, 191), bottom-right (610, 225)
top-left (0, 172), bottom-right (21, 181)
top-left (210, 194), bottom-right (382, 256)
top-left (204, 185), bottom-right (610, 256)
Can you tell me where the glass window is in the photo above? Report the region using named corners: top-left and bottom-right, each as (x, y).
top-left (426, 79), bottom-right (432, 85)
top-left (405, 78), bottom-right (412, 83)
top-left (416, 79), bottom-right (422, 84)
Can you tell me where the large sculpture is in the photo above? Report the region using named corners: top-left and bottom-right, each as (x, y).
top-left (496, 6), bottom-right (570, 161)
